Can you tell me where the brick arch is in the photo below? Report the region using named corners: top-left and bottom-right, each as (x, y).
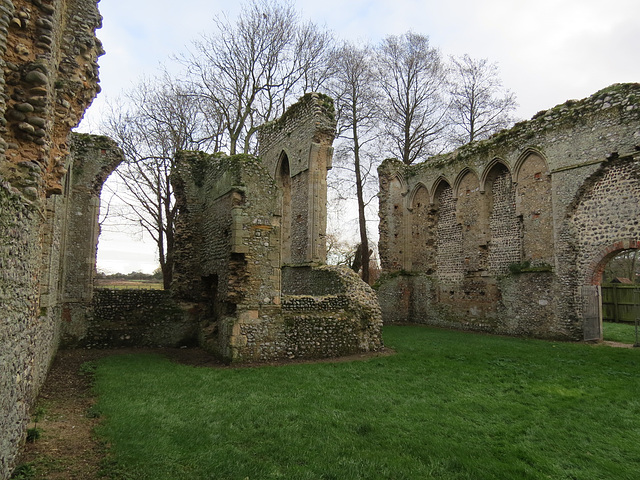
top-left (585, 240), bottom-right (640, 285)
top-left (513, 147), bottom-right (549, 184)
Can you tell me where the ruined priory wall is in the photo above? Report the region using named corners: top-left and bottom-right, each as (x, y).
top-left (258, 93), bottom-right (336, 264)
top-left (172, 152), bottom-right (282, 361)
top-left (378, 83), bottom-right (640, 340)
top-left (82, 289), bottom-right (197, 349)
top-left (60, 134), bottom-right (122, 345)
top-left (0, 184), bottom-right (56, 480)
top-left (0, 1), bottom-right (103, 476)
top-left (236, 265), bottom-right (383, 362)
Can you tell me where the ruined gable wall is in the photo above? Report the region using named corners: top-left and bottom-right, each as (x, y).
top-left (174, 94), bottom-right (382, 363)
top-left (0, 1), bottom-right (103, 476)
top-left (378, 83), bottom-right (640, 339)
top-left (258, 93), bottom-right (336, 264)
top-left (172, 152), bottom-right (282, 361)
top-left (59, 133), bottom-right (122, 345)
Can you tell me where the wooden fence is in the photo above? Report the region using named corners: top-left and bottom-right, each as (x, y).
top-left (601, 284), bottom-right (640, 322)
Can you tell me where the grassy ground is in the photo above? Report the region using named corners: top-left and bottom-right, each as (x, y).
top-left (90, 326), bottom-right (640, 480)
top-left (603, 321), bottom-right (639, 344)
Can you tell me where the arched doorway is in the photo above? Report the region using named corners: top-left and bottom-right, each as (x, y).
top-left (583, 244), bottom-right (640, 341)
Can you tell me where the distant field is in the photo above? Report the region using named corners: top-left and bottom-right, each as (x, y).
top-left (94, 279), bottom-right (163, 290)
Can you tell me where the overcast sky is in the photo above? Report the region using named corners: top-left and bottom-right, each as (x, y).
top-left (85, 0), bottom-right (640, 273)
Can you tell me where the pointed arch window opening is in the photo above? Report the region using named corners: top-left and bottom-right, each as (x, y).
top-left (277, 153), bottom-right (292, 265)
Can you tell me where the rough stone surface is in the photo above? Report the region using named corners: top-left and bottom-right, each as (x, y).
top-left (83, 289), bottom-right (198, 348)
top-left (0, 0), bottom-right (104, 476)
top-left (172, 94), bottom-right (383, 363)
top-left (378, 83), bottom-right (640, 340)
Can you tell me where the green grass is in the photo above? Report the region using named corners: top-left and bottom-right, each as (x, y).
top-left (93, 326), bottom-right (640, 479)
top-left (603, 321), bottom-right (640, 344)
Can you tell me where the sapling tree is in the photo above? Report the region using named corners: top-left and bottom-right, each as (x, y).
top-left (327, 42), bottom-right (381, 283)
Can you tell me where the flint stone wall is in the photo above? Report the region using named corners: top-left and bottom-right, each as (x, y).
top-left (173, 94), bottom-right (382, 363)
top-left (81, 289), bottom-right (197, 348)
top-left (0, 0), bottom-right (104, 476)
top-left (378, 83), bottom-right (640, 340)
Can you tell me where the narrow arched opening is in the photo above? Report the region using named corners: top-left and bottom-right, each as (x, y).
top-left (276, 152), bottom-right (292, 264)
top-left (484, 162), bottom-right (520, 275)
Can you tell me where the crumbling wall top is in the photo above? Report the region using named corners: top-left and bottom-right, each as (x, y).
top-left (390, 82), bottom-right (640, 176)
top-left (258, 92), bottom-right (336, 178)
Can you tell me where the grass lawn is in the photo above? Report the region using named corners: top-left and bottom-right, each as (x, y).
top-left (603, 321), bottom-right (639, 345)
top-left (92, 326), bottom-right (640, 479)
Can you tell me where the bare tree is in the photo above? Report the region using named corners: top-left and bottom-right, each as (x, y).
top-left (328, 42), bottom-right (381, 283)
top-left (102, 73), bottom-right (218, 288)
top-left (182, 0), bottom-right (333, 155)
top-left (447, 54), bottom-right (518, 147)
top-left (377, 32), bottom-right (448, 165)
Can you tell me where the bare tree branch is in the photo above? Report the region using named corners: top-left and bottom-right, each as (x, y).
top-left (447, 54), bottom-right (518, 146)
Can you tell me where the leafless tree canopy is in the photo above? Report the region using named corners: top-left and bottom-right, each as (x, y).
top-left (182, 0), bottom-right (332, 155)
top-left (377, 32), bottom-right (448, 165)
top-left (99, 0), bottom-right (519, 280)
top-left (447, 54), bottom-right (518, 146)
top-left (102, 74), bottom-right (216, 288)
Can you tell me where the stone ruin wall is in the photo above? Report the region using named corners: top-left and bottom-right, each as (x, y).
top-left (0, 0), bottom-right (103, 476)
top-left (258, 92), bottom-right (335, 265)
top-left (378, 83), bottom-right (640, 339)
top-left (173, 94), bottom-right (383, 363)
top-left (172, 151), bottom-right (283, 361)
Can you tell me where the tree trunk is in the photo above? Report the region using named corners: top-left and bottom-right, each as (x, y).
top-left (353, 120), bottom-right (370, 284)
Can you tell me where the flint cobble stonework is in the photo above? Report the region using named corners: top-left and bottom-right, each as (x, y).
top-left (83, 289), bottom-right (197, 348)
top-left (172, 95), bottom-right (383, 363)
top-left (0, 0), bottom-right (105, 476)
top-left (378, 83), bottom-right (640, 340)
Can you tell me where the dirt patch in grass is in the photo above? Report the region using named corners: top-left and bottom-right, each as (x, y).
top-left (13, 346), bottom-right (392, 479)
top-left (15, 349), bottom-right (107, 479)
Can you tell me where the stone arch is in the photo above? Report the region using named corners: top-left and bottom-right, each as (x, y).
top-left (434, 179), bottom-right (463, 284)
top-left (484, 161), bottom-right (521, 274)
top-left (453, 167), bottom-right (480, 198)
top-left (515, 150), bottom-right (553, 265)
top-left (275, 150), bottom-right (293, 264)
top-left (480, 158), bottom-right (511, 192)
top-left (378, 170), bottom-right (410, 271)
top-left (513, 147), bottom-right (549, 184)
top-left (407, 182), bottom-right (430, 211)
top-left (455, 169), bottom-right (487, 274)
top-left (430, 175), bottom-right (453, 205)
top-left (408, 183), bottom-right (436, 272)
top-left (57, 134), bottom-right (124, 344)
top-left (569, 155), bottom-right (640, 286)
